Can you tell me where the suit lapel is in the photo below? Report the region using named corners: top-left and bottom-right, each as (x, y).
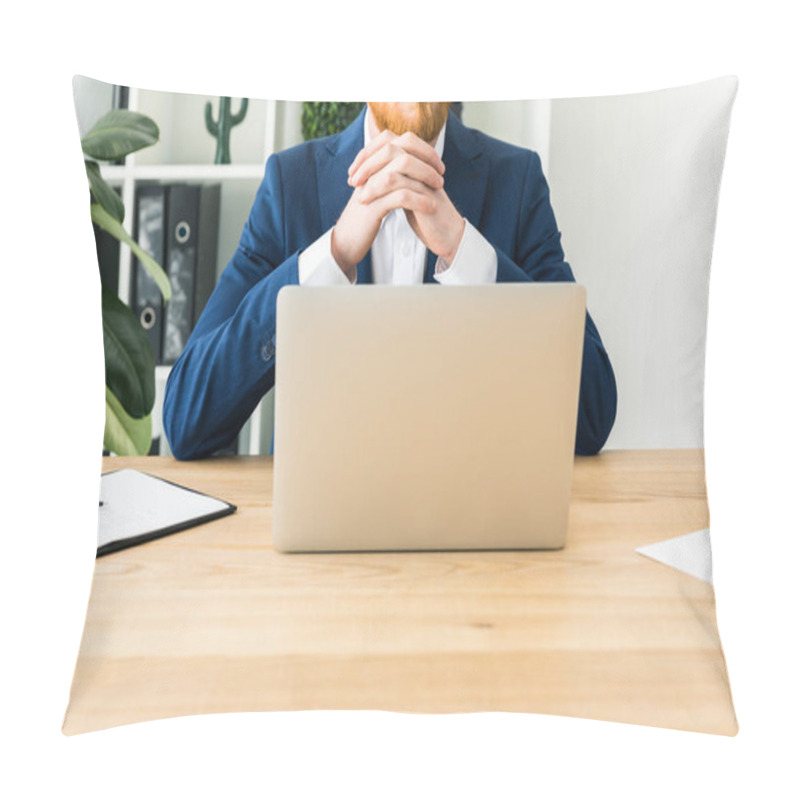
top-left (315, 107), bottom-right (364, 231)
top-left (315, 106), bottom-right (374, 283)
top-left (425, 112), bottom-right (489, 284)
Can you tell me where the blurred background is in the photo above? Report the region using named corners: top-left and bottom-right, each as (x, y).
top-left (74, 76), bottom-right (736, 456)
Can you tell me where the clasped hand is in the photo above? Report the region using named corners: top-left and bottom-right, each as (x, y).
top-left (331, 130), bottom-right (465, 280)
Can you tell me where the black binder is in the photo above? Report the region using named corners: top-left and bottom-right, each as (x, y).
top-left (131, 183), bottom-right (168, 363)
top-left (162, 183), bottom-right (221, 364)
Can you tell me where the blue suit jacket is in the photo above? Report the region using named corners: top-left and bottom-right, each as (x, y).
top-left (163, 108), bottom-right (617, 459)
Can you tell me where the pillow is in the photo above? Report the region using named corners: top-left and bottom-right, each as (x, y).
top-left (63, 77), bottom-right (738, 736)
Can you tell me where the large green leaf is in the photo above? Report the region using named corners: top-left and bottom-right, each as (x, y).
top-left (85, 160), bottom-right (124, 222)
top-left (102, 284), bottom-right (155, 418)
top-left (81, 109), bottom-right (159, 161)
top-left (105, 386), bottom-right (152, 456)
top-left (92, 204), bottom-right (171, 300)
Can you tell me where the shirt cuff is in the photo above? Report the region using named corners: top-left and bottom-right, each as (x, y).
top-left (434, 219), bottom-right (498, 285)
top-left (298, 228), bottom-right (357, 286)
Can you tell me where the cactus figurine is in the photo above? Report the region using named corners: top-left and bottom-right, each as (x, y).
top-left (204, 96), bottom-right (248, 164)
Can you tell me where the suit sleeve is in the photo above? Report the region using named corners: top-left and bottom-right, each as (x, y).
top-left (163, 155), bottom-right (297, 460)
top-left (494, 151), bottom-right (617, 455)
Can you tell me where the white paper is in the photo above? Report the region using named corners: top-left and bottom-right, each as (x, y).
top-left (636, 528), bottom-right (713, 584)
top-left (98, 469), bottom-right (231, 550)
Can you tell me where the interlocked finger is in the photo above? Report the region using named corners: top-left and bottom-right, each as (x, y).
top-left (376, 188), bottom-right (437, 217)
top-left (358, 156), bottom-right (443, 202)
top-left (349, 131), bottom-right (445, 187)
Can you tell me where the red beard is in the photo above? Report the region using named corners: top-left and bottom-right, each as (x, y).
top-left (368, 102), bottom-right (451, 143)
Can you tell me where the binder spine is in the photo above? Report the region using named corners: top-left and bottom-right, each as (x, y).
top-left (194, 184), bottom-right (221, 327)
top-left (162, 183), bottom-right (220, 365)
top-left (131, 184), bottom-right (167, 364)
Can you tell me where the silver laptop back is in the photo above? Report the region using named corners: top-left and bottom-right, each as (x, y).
top-left (273, 284), bottom-right (585, 552)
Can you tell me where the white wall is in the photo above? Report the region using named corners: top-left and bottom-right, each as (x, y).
top-left (546, 77), bottom-right (738, 449)
top-left (463, 100), bottom-right (552, 174)
top-left (135, 90), bottom-right (268, 166)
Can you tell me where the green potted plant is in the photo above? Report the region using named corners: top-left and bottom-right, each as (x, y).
top-left (301, 102), bottom-right (364, 140)
top-left (82, 110), bottom-right (171, 455)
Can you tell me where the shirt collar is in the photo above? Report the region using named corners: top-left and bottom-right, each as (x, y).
top-left (363, 106), bottom-right (446, 159)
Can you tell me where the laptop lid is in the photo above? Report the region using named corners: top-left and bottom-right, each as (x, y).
top-left (272, 284), bottom-right (585, 552)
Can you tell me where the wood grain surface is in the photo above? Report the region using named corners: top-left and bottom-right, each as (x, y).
top-left (62, 450), bottom-right (737, 736)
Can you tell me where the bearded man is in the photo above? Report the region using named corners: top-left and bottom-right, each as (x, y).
top-left (163, 102), bottom-right (617, 460)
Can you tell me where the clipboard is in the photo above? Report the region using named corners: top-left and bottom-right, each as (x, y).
top-left (97, 469), bottom-right (237, 557)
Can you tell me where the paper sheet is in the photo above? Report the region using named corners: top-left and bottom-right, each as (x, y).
top-left (636, 528), bottom-right (713, 584)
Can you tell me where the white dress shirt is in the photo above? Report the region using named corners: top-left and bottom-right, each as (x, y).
top-left (298, 109), bottom-right (498, 286)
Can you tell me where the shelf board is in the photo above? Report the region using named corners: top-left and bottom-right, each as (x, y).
top-left (100, 163), bottom-right (266, 183)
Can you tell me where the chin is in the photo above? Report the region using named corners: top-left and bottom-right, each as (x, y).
top-left (368, 102), bottom-right (451, 143)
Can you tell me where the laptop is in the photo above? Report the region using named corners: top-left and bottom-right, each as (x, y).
top-left (272, 284), bottom-right (586, 552)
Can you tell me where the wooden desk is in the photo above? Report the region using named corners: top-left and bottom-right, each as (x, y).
top-left (63, 450), bottom-right (737, 736)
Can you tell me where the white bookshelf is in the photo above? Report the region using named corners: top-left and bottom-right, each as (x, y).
top-left (82, 81), bottom-right (299, 456)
